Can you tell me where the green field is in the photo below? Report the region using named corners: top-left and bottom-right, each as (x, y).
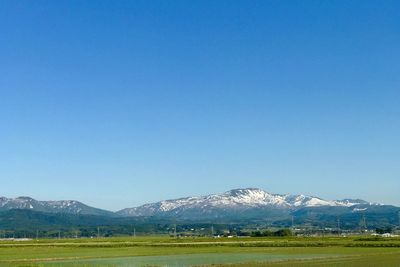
top-left (0, 236), bottom-right (399, 266)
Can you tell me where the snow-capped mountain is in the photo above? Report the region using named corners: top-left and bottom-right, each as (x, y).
top-left (117, 188), bottom-right (371, 217)
top-left (0, 188), bottom-right (376, 219)
top-left (0, 196), bottom-right (113, 216)
top-left (0, 189), bottom-right (396, 229)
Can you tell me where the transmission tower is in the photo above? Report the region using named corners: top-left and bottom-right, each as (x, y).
top-left (291, 216), bottom-right (294, 233)
top-left (359, 214), bottom-right (367, 234)
top-left (174, 224), bottom-right (177, 238)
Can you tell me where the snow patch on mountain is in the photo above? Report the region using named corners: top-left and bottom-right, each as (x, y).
top-left (352, 207), bottom-right (368, 212)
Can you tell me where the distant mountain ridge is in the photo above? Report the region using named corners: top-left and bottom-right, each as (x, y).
top-left (0, 188), bottom-right (379, 219)
top-left (1, 188), bottom-right (398, 233)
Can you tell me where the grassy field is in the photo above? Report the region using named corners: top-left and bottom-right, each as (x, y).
top-left (0, 236), bottom-right (399, 266)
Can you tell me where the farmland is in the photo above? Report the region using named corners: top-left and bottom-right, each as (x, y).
top-left (0, 236), bottom-right (399, 266)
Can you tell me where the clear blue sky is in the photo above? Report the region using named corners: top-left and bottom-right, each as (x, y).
top-left (0, 0), bottom-right (399, 211)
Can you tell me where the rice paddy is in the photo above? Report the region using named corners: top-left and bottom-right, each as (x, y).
top-left (0, 236), bottom-right (399, 266)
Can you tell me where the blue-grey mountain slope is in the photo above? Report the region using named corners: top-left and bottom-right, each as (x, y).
top-left (0, 196), bottom-right (113, 216)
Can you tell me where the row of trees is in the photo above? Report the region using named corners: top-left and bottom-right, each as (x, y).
top-left (251, 228), bottom-right (293, 237)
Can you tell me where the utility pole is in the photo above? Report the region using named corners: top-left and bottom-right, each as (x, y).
top-left (97, 227), bottom-right (100, 238)
top-left (36, 230), bottom-right (39, 240)
top-left (58, 231), bottom-right (61, 239)
top-left (337, 217), bottom-right (340, 236)
top-left (211, 225), bottom-right (214, 237)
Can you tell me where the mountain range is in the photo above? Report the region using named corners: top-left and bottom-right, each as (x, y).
top-left (116, 188), bottom-right (372, 218)
top-left (0, 188), bottom-right (381, 219)
top-left (1, 188), bottom-right (399, 233)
